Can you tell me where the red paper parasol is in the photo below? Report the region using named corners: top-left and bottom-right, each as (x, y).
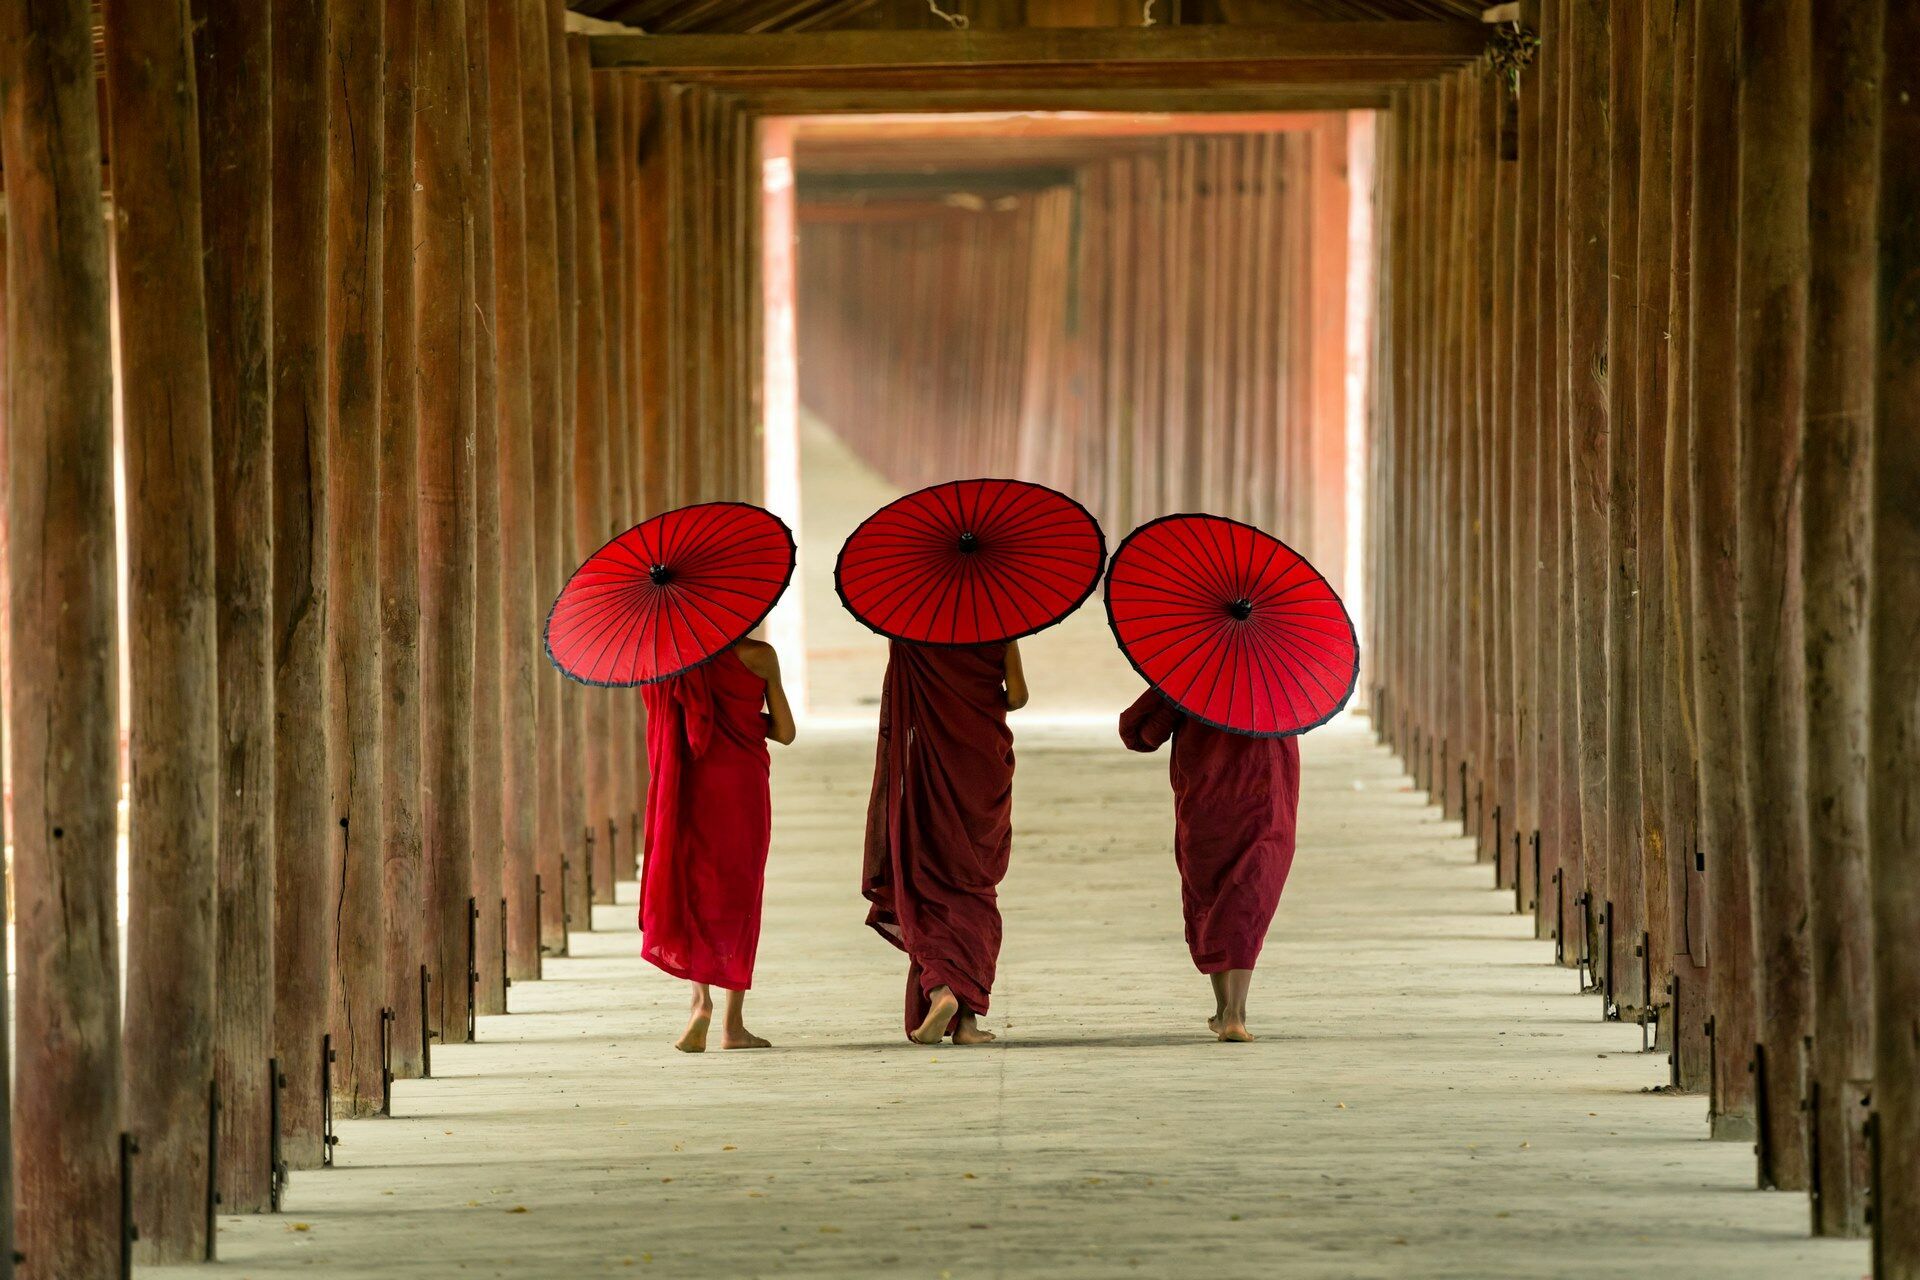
top-left (835, 478), bottom-right (1107, 646)
top-left (545, 501), bottom-right (795, 686)
top-left (1104, 514), bottom-right (1357, 737)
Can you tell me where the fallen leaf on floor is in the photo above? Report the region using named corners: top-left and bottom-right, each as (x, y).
top-left (288, 1223), bottom-right (311, 1233)
top-left (660, 1177), bottom-right (673, 1183)
top-left (1519, 1141), bottom-right (1531, 1149)
top-left (722, 1145), bottom-right (736, 1151)
top-left (507, 1206), bottom-right (529, 1214)
top-left (963, 1172), bottom-right (977, 1179)
top-left (819, 1226), bottom-right (842, 1234)
top-left (1336, 1102), bottom-right (1348, 1109)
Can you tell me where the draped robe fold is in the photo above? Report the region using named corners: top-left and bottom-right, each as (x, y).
top-left (639, 649), bottom-right (772, 990)
top-left (1119, 689), bottom-right (1300, 973)
top-left (863, 642), bottom-right (1014, 1037)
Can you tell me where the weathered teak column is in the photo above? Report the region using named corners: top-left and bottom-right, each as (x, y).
top-left (634, 79), bottom-right (671, 519)
top-left (1662, 0), bottom-right (1711, 1092)
top-left (0, 0), bottom-right (124, 1266)
top-left (1871, 0), bottom-right (1920, 1264)
top-left (1634, 0), bottom-right (1678, 1055)
top-left (380, 0), bottom-right (426, 1082)
top-left (488, 0), bottom-right (544, 984)
top-left (1735, 0), bottom-right (1812, 1191)
top-left (548, 0), bottom-right (590, 933)
top-left (521, 0), bottom-right (569, 954)
top-left (1801, 0), bottom-right (1879, 1236)
top-left (1487, 78), bottom-right (1516, 883)
top-left (469, 0), bottom-right (509, 1019)
top-left (595, 68), bottom-right (639, 884)
top-left (0, 211), bottom-right (14, 1278)
top-left (569, 37), bottom-right (616, 907)
top-left (1514, 0), bottom-right (1545, 935)
top-left (103, 0), bottom-right (222, 1257)
top-left (325, 0), bottom-right (387, 1119)
top-left (1552, 0), bottom-right (1585, 966)
top-left (193, 0), bottom-right (277, 1213)
top-left (1604, 0), bottom-right (1646, 1016)
top-left (270, 0), bottom-right (333, 1169)
top-left (1566, 0), bottom-right (1611, 986)
top-left (417, 0), bottom-right (478, 1046)
top-left (1689, 0), bottom-right (1757, 1140)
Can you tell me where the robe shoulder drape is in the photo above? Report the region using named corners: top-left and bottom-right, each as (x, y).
top-left (1120, 688), bottom-right (1300, 974)
top-left (863, 641), bottom-right (1014, 1036)
top-left (639, 648), bottom-right (772, 990)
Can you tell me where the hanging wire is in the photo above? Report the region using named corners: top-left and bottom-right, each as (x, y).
top-left (926, 0), bottom-right (969, 28)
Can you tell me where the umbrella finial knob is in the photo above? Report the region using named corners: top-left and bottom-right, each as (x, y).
top-left (1227, 597), bottom-right (1254, 621)
top-left (956, 531), bottom-right (980, 555)
top-left (649, 564), bottom-right (674, 586)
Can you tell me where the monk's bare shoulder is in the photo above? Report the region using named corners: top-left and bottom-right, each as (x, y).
top-left (732, 638), bottom-right (781, 679)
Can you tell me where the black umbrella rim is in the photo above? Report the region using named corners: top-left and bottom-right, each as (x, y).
top-left (1103, 511), bottom-right (1359, 739)
top-left (834, 477), bottom-right (1109, 648)
top-left (544, 500), bottom-right (798, 688)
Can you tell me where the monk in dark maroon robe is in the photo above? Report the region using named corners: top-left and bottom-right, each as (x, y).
top-left (640, 639), bottom-right (796, 1052)
top-left (1119, 687), bottom-right (1301, 1042)
top-left (863, 639), bottom-right (1028, 1044)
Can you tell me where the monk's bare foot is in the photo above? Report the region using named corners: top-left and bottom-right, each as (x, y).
top-left (1216, 1016), bottom-right (1255, 1043)
top-left (953, 1023), bottom-right (997, 1045)
top-left (1207, 1015), bottom-right (1224, 1037)
top-left (676, 1008), bottom-right (711, 1053)
top-left (720, 1027), bottom-right (771, 1050)
top-left (911, 988), bottom-right (960, 1044)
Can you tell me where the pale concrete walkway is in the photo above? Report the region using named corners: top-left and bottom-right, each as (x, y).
top-left (165, 719), bottom-right (1863, 1280)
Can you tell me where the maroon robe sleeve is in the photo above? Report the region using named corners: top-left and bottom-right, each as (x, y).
top-left (1119, 688), bottom-right (1181, 753)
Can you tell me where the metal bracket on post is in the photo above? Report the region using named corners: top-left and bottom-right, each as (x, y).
top-left (1601, 900), bottom-right (1616, 1015)
top-left (1805, 1063), bottom-right (1822, 1236)
top-left (1753, 1042), bottom-right (1775, 1189)
top-left (205, 1079), bottom-right (220, 1261)
top-left (1636, 934), bottom-right (1651, 1050)
top-left (378, 1007), bottom-right (395, 1115)
top-left (1667, 977), bottom-right (1681, 1088)
top-left (268, 1056), bottom-right (287, 1212)
top-left (1574, 890), bottom-right (1593, 989)
top-left (1706, 1016), bottom-right (1719, 1122)
top-left (584, 828), bottom-right (596, 927)
top-left (1437, 740), bottom-right (1447, 807)
top-left (500, 896), bottom-right (511, 995)
top-left (1529, 831), bottom-right (1541, 916)
top-left (534, 872), bottom-right (547, 970)
top-left (561, 857), bottom-right (574, 932)
top-left (120, 1132), bottom-right (139, 1280)
top-left (1553, 870), bottom-right (1566, 964)
top-left (608, 818), bottom-right (619, 893)
top-left (321, 1034), bottom-right (338, 1166)
top-left (467, 897), bottom-right (479, 1042)
top-left (1492, 805), bottom-right (1504, 886)
top-left (1866, 1100), bottom-right (1883, 1278)
top-left (1410, 728), bottom-right (1421, 788)
top-left (419, 964), bottom-right (435, 1078)
top-left (1459, 760), bottom-right (1469, 835)
top-left (1512, 831), bottom-right (1523, 914)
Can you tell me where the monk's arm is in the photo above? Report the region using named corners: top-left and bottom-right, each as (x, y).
top-left (1118, 687), bottom-right (1178, 752)
top-left (1002, 639), bottom-right (1030, 710)
top-left (759, 648), bottom-right (798, 745)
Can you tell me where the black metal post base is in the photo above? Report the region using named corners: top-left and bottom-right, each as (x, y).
top-left (205, 1079), bottom-right (220, 1261)
top-left (378, 1006), bottom-right (395, 1115)
top-left (120, 1132), bottom-right (139, 1280)
top-left (467, 897), bottom-right (479, 1042)
top-left (268, 1057), bottom-right (287, 1212)
top-left (419, 965), bottom-right (435, 1078)
top-left (321, 1034), bottom-right (338, 1166)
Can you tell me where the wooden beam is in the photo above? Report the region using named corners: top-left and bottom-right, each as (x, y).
top-left (488, 0), bottom-right (545, 984)
top-left (0, 0), bottom-right (123, 1267)
top-left (417, 0), bottom-right (478, 1047)
top-left (104, 0), bottom-right (222, 1258)
top-left (269, 0), bottom-right (333, 1171)
top-left (191, 0), bottom-right (277, 1214)
top-left (325, 0), bottom-right (387, 1120)
top-left (747, 85), bottom-right (1393, 111)
top-left (378, 0), bottom-right (426, 1083)
top-left (590, 22), bottom-right (1487, 70)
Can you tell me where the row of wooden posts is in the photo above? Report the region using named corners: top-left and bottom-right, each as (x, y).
top-left (0, 1), bottom-right (760, 1271)
top-left (794, 119), bottom-right (1355, 587)
top-left (1366, 0), bottom-right (1916, 1265)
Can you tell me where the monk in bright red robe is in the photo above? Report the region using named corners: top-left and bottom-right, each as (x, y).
top-left (1119, 687), bottom-right (1301, 1042)
top-left (640, 639), bottom-right (796, 1052)
top-left (863, 639), bottom-right (1029, 1045)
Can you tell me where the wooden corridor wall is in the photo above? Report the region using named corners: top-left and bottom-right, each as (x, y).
top-left (1365, 0), bottom-right (1917, 1268)
top-left (794, 120), bottom-right (1354, 585)
top-left (0, 0), bottom-right (756, 1269)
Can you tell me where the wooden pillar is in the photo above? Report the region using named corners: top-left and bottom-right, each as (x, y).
top-left (193, 0), bottom-right (276, 1213)
top-left (1553, 0), bottom-right (1586, 965)
top-left (324, 0), bottom-right (387, 1118)
top-left (1310, 119), bottom-right (1350, 601)
top-left (1604, 0), bottom-right (1646, 1015)
top-left (594, 69), bottom-right (639, 884)
top-left (1565, 0), bottom-right (1610, 979)
top-left (417, 0), bottom-right (477, 1046)
top-left (1870, 0), bottom-right (1920, 1264)
top-left (0, 207), bottom-right (14, 1280)
top-left (519, 0), bottom-right (568, 954)
top-left (0, 0), bottom-right (124, 1266)
top-left (1663, 0), bottom-right (1712, 1093)
top-left (635, 80), bottom-right (671, 517)
top-left (1735, 0), bottom-right (1812, 1190)
top-left (1513, 0), bottom-right (1543, 930)
top-left (379, 0), bottom-right (426, 1081)
top-left (568, 37), bottom-right (615, 907)
top-left (1802, 0), bottom-right (1880, 1236)
top-left (269, 0), bottom-right (333, 1168)
top-left (1633, 0), bottom-right (1679, 1057)
top-left (104, 0), bottom-right (222, 1257)
top-left (469, 0), bottom-right (507, 1018)
top-left (546, 0), bottom-right (589, 935)
top-left (1690, 0), bottom-right (1757, 1140)
top-left (487, 0), bottom-right (542, 984)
